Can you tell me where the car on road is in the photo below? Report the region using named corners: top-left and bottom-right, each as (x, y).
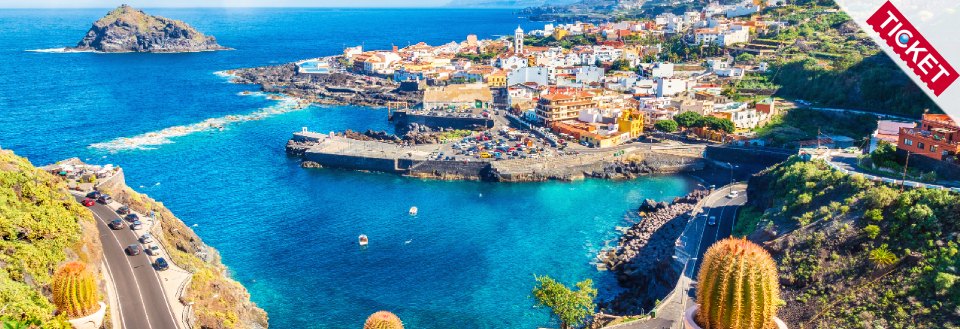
top-left (116, 206), bottom-right (131, 215)
top-left (139, 233), bottom-right (153, 244)
top-left (154, 257), bottom-right (169, 271)
top-left (86, 191), bottom-right (102, 199)
top-left (108, 219), bottom-right (124, 230)
top-left (97, 194), bottom-right (112, 204)
top-left (145, 244), bottom-right (161, 256)
top-left (130, 220), bottom-right (143, 230)
top-left (82, 198), bottom-right (96, 207)
top-left (726, 190), bottom-right (739, 199)
top-left (708, 216), bottom-right (717, 226)
top-left (124, 213), bottom-right (139, 222)
top-left (126, 244), bottom-right (142, 256)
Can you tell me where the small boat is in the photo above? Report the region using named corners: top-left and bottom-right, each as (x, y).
top-left (409, 206), bottom-right (418, 216)
top-left (358, 234), bottom-right (369, 246)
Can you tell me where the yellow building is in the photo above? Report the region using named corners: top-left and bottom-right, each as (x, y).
top-left (553, 28), bottom-right (569, 40)
top-left (617, 110), bottom-right (645, 138)
top-left (485, 71), bottom-right (507, 87)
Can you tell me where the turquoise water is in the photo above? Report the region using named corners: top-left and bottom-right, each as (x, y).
top-left (0, 9), bottom-right (693, 328)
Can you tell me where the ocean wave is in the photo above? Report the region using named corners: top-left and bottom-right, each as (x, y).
top-left (25, 47), bottom-right (88, 53)
top-left (90, 93), bottom-right (308, 151)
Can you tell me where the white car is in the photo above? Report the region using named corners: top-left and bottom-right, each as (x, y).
top-left (727, 190), bottom-right (741, 199)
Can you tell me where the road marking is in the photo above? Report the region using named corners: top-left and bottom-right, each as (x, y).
top-left (104, 202), bottom-right (182, 329)
top-left (90, 208), bottom-right (155, 329)
top-left (100, 257), bottom-right (126, 329)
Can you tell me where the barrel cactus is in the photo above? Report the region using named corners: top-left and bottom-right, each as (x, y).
top-left (363, 311), bottom-right (403, 329)
top-left (52, 261), bottom-right (100, 318)
top-left (695, 238), bottom-right (780, 329)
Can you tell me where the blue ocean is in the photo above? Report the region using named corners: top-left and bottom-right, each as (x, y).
top-left (0, 8), bottom-right (693, 328)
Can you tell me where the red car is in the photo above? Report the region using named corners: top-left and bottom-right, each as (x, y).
top-left (81, 198), bottom-right (96, 207)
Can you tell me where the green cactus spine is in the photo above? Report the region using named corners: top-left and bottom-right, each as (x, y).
top-left (696, 238), bottom-right (781, 329)
top-left (363, 311), bottom-right (403, 329)
top-left (52, 261), bottom-right (100, 318)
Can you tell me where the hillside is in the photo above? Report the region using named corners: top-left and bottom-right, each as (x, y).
top-left (71, 5), bottom-right (227, 53)
top-left (741, 157), bottom-right (960, 327)
top-left (0, 150), bottom-right (101, 326)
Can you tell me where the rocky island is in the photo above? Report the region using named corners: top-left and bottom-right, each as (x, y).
top-left (70, 5), bottom-right (228, 53)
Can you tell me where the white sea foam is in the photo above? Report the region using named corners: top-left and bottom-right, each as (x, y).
top-left (25, 48), bottom-right (85, 53)
top-left (90, 93), bottom-right (307, 151)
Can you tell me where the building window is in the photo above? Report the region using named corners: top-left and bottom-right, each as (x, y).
top-left (917, 142), bottom-right (925, 150)
top-left (931, 145), bottom-right (938, 152)
top-left (904, 139), bottom-right (913, 146)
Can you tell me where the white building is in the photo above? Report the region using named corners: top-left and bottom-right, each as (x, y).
top-left (650, 62), bottom-right (675, 78)
top-left (656, 78), bottom-right (688, 97)
top-left (507, 67), bottom-right (549, 86)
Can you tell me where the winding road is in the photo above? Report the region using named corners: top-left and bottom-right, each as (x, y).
top-left (79, 196), bottom-right (180, 329)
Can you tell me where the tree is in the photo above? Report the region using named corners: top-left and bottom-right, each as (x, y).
top-left (654, 119), bottom-right (679, 133)
top-left (531, 275), bottom-right (597, 329)
top-left (674, 111), bottom-right (703, 128)
top-left (736, 53), bottom-right (755, 63)
top-left (870, 141), bottom-right (898, 168)
top-left (698, 116), bottom-right (735, 133)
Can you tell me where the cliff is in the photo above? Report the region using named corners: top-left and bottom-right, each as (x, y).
top-left (98, 178), bottom-right (268, 328)
top-left (71, 5), bottom-right (227, 53)
top-left (0, 150), bottom-right (102, 326)
top-left (742, 157), bottom-right (960, 327)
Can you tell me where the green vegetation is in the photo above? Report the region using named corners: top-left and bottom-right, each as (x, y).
top-left (52, 262), bottom-right (100, 318)
top-left (745, 157), bottom-right (960, 327)
top-left (0, 150), bottom-right (99, 326)
top-left (733, 205), bottom-right (764, 237)
top-left (673, 111), bottom-right (702, 129)
top-left (753, 108), bottom-right (876, 147)
top-left (531, 275), bottom-right (597, 329)
top-left (696, 238), bottom-right (781, 329)
top-left (672, 111), bottom-right (735, 134)
top-left (437, 129), bottom-right (473, 142)
top-left (524, 34), bottom-right (597, 49)
top-left (758, 2), bottom-right (940, 117)
top-left (363, 311), bottom-right (403, 329)
top-left (654, 119), bottom-right (678, 133)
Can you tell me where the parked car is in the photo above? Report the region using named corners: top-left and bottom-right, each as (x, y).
top-left (108, 219), bottom-right (124, 230)
top-left (708, 216), bottom-right (717, 226)
top-left (86, 191), bottom-right (102, 199)
top-left (145, 244), bottom-right (161, 256)
top-left (116, 206), bottom-right (131, 215)
top-left (726, 191), bottom-right (739, 199)
top-left (126, 244), bottom-right (142, 256)
top-left (82, 198), bottom-right (96, 207)
top-left (97, 194), bottom-right (112, 204)
top-left (124, 213), bottom-right (139, 222)
top-left (130, 220), bottom-right (142, 230)
top-left (139, 233), bottom-right (153, 244)
top-left (154, 258), bottom-right (169, 271)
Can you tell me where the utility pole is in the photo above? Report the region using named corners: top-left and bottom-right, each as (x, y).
top-left (901, 151), bottom-right (911, 191)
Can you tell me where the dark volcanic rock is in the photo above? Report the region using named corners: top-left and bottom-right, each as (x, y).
top-left (71, 5), bottom-right (227, 53)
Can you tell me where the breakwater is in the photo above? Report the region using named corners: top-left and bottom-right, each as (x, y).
top-left (599, 190), bottom-right (709, 314)
top-left (390, 110), bottom-right (494, 132)
top-left (287, 131), bottom-right (707, 182)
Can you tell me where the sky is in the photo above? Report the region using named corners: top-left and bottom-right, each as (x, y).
top-left (0, 0), bottom-right (452, 8)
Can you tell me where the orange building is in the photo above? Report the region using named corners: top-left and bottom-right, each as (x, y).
top-left (535, 89), bottom-right (597, 123)
top-left (897, 114), bottom-right (960, 161)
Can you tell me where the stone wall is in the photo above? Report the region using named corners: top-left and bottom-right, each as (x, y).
top-left (391, 111), bottom-right (494, 131)
top-left (303, 151), bottom-right (400, 173)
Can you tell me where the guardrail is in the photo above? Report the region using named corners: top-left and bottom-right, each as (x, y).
top-left (824, 158), bottom-right (960, 193)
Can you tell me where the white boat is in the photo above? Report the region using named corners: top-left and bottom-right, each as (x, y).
top-left (358, 234), bottom-right (368, 246)
top-left (409, 206), bottom-right (418, 216)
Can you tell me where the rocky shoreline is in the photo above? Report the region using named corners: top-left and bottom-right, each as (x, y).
top-left (598, 189), bottom-right (709, 314)
top-left (225, 59), bottom-right (421, 107)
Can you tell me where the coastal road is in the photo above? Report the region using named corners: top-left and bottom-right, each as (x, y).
top-left (691, 184), bottom-right (748, 276)
top-left (79, 196), bottom-right (181, 329)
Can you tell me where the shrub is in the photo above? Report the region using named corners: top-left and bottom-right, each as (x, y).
top-left (864, 209), bottom-right (883, 222)
top-left (363, 311), bottom-right (403, 329)
top-left (696, 238), bottom-right (781, 329)
top-left (868, 244), bottom-right (898, 269)
top-left (532, 275), bottom-right (597, 329)
top-left (52, 262), bottom-right (100, 318)
top-left (864, 225), bottom-right (880, 239)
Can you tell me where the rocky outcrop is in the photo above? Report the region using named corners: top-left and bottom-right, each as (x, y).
top-left (71, 5), bottom-right (227, 53)
top-left (226, 61), bottom-right (421, 107)
top-left (600, 190), bottom-right (709, 314)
